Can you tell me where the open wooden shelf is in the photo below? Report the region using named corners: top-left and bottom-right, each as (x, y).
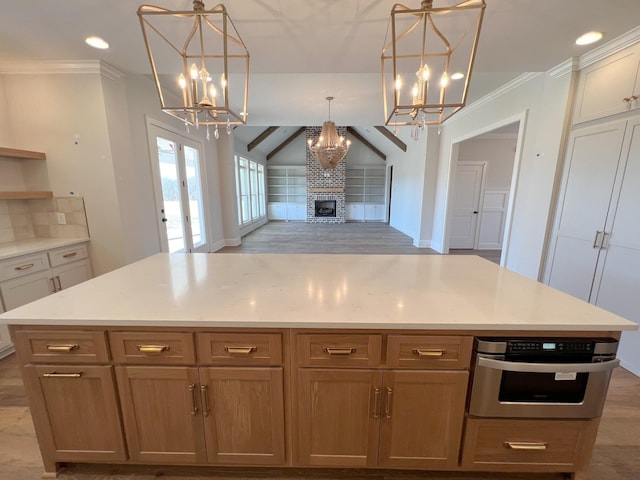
top-left (0, 147), bottom-right (46, 160)
top-left (0, 191), bottom-right (53, 200)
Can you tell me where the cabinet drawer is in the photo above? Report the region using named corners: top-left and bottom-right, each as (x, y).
top-left (196, 332), bottom-right (282, 365)
top-left (386, 335), bottom-right (472, 369)
top-left (110, 331), bottom-right (195, 365)
top-left (0, 252), bottom-right (49, 281)
top-left (48, 243), bottom-right (88, 267)
top-left (461, 417), bottom-right (599, 470)
top-left (296, 333), bottom-right (382, 367)
top-left (14, 330), bottom-right (109, 364)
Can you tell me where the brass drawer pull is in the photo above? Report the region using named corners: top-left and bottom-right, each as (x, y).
top-left (62, 252), bottom-right (78, 258)
top-left (384, 387), bottom-right (393, 419)
top-left (46, 344), bottom-right (79, 353)
top-left (372, 387), bottom-right (381, 419)
top-left (136, 344), bottom-right (169, 354)
top-left (188, 384), bottom-right (199, 416)
top-left (14, 263), bottom-right (34, 271)
top-left (323, 347), bottom-right (356, 355)
top-left (413, 348), bottom-right (445, 358)
top-left (43, 372), bottom-right (82, 378)
top-left (504, 441), bottom-right (548, 451)
top-left (224, 346), bottom-right (257, 355)
top-left (200, 385), bottom-right (211, 417)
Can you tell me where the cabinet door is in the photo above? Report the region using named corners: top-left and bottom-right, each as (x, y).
top-left (378, 370), bottom-right (468, 469)
top-left (22, 365), bottom-right (126, 463)
top-left (0, 269), bottom-right (53, 310)
top-left (267, 203), bottom-right (287, 220)
top-left (574, 44), bottom-right (640, 123)
top-left (199, 367), bottom-right (285, 465)
top-left (116, 366), bottom-right (207, 464)
top-left (0, 324), bottom-right (11, 359)
top-left (346, 204), bottom-right (364, 221)
top-left (296, 368), bottom-right (381, 467)
top-left (592, 118), bottom-right (640, 370)
top-left (53, 258), bottom-right (92, 291)
top-left (546, 121), bottom-right (626, 301)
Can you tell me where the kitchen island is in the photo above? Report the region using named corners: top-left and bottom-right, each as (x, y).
top-left (1, 253), bottom-right (636, 479)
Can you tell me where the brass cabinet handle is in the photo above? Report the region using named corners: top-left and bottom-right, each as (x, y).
top-left (43, 372), bottom-right (82, 378)
top-left (62, 252), bottom-right (78, 258)
top-left (224, 346), bottom-right (257, 355)
top-left (384, 387), bottom-right (393, 419)
top-left (372, 387), bottom-right (381, 419)
top-left (50, 278), bottom-right (57, 293)
top-left (188, 384), bottom-right (199, 416)
top-left (322, 347), bottom-right (356, 355)
top-left (46, 344), bottom-right (79, 353)
top-left (54, 275), bottom-right (62, 291)
top-left (14, 263), bottom-right (34, 271)
top-left (504, 441), bottom-right (548, 451)
top-left (136, 344), bottom-right (169, 354)
top-left (593, 230), bottom-right (604, 249)
top-left (200, 385), bottom-right (211, 417)
top-left (413, 348), bottom-right (445, 358)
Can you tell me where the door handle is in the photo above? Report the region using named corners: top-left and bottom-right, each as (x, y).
top-left (161, 218), bottom-right (168, 223)
top-left (473, 211), bottom-right (478, 214)
top-left (593, 230), bottom-right (604, 249)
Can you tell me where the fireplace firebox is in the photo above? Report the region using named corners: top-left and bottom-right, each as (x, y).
top-left (315, 200), bottom-right (336, 217)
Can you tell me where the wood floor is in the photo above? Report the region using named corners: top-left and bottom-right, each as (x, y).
top-left (1, 221), bottom-right (636, 479)
top-left (218, 221), bottom-right (502, 264)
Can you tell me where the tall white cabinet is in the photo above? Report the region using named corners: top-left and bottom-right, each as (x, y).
top-left (545, 47), bottom-right (640, 374)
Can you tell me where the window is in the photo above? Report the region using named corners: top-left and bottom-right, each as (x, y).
top-left (234, 155), bottom-right (266, 226)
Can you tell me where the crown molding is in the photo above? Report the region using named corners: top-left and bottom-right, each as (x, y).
top-left (0, 60), bottom-right (123, 79)
top-left (450, 72), bottom-right (541, 123)
top-left (548, 58), bottom-right (578, 78)
top-left (577, 26), bottom-right (640, 70)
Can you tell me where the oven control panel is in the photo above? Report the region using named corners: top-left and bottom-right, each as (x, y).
top-left (507, 340), bottom-right (594, 354)
top-left (475, 337), bottom-right (619, 356)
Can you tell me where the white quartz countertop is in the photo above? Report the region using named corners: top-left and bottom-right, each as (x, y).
top-left (1, 253), bottom-right (637, 331)
top-left (0, 237), bottom-right (89, 261)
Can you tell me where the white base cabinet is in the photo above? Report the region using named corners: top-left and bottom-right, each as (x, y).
top-left (346, 203), bottom-right (385, 222)
top-left (268, 202), bottom-right (306, 221)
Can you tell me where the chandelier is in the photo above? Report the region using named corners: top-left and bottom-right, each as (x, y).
top-left (308, 97), bottom-right (351, 170)
top-left (138, 1), bottom-right (249, 134)
top-left (381, 0), bottom-right (485, 135)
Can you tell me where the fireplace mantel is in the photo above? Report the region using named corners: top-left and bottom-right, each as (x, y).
top-left (308, 187), bottom-right (344, 193)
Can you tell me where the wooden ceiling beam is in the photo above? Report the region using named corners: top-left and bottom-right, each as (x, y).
top-left (374, 126), bottom-right (407, 152)
top-left (347, 127), bottom-right (386, 161)
top-left (247, 126), bottom-right (279, 151)
top-left (267, 127), bottom-right (306, 161)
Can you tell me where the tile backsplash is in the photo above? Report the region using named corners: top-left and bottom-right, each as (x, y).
top-left (0, 197), bottom-right (89, 244)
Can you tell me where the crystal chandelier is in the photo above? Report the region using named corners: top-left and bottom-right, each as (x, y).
top-left (381, 0), bottom-right (485, 137)
top-left (308, 97), bottom-right (351, 169)
top-left (138, 1), bottom-right (249, 135)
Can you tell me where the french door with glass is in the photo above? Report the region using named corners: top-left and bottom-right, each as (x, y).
top-left (147, 123), bottom-right (208, 253)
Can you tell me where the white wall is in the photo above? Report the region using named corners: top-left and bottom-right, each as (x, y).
top-left (0, 76), bottom-right (14, 146)
top-left (432, 72), bottom-right (573, 279)
top-left (267, 133), bottom-right (306, 165)
top-left (386, 128), bottom-right (429, 244)
top-left (458, 137), bottom-right (516, 189)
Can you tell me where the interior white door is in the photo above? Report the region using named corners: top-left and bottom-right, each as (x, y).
top-left (547, 120), bottom-right (626, 299)
top-left (449, 163), bottom-right (485, 249)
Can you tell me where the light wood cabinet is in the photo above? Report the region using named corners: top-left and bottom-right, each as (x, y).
top-left (294, 332), bottom-right (471, 469)
top-left (114, 330), bottom-right (287, 466)
top-left (573, 42), bottom-right (640, 124)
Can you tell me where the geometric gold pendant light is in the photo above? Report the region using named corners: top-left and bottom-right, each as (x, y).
top-left (138, 1), bottom-right (249, 131)
top-left (381, 0), bottom-right (485, 135)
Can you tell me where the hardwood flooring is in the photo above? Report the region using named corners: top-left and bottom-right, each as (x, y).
top-left (1, 221), bottom-right (637, 479)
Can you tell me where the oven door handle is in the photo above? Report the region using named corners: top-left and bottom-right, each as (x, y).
top-left (477, 356), bottom-right (620, 373)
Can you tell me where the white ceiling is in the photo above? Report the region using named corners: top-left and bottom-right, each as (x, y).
top-left (1, 1), bottom-right (639, 151)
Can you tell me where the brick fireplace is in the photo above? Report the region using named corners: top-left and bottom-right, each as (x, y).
top-left (305, 126), bottom-right (346, 223)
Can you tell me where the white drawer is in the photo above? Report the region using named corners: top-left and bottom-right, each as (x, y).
top-left (0, 252), bottom-right (49, 282)
top-left (48, 243), bottom-right (88, 267)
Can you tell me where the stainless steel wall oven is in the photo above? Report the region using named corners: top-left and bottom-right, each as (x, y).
top-left (468, 337), bottom-right (619, 419)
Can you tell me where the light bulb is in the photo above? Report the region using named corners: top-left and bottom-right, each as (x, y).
top-left (307, 138), bottom-right (313, 146)
top-left (418, 64), bottom-right (430, 81)
top-left (178, 74), bottom-right (187, 89)
top-left (220, 74), bottom-right (227, 89)
top-left (210, 84), bottom-right (216, 98)
top-left (190, 64), bottom-right (198, 80)
top-left (412, 83), bottom-right (419, 98)
top-left (394, 75), bottom-right (402, 90)
top-left (440, 72), bottom-right (449, 88)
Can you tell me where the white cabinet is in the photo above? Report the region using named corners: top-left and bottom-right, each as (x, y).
top-left (267, 166), bottom-right (307, 221)
top-left (574, 42), bottom-right (640, 124)
top-left (545, 117), bottom-right (640, 372)
top-left (345, 167), bottom-right (386, 222)
top-left (0, 241), bottom-right (93, 357)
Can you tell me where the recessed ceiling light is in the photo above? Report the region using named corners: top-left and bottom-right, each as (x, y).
top-left (85, 36), bottom-right (109, 50)
top-left (576, 31), bottom-right (603, 46)
top-left (451, 72), bottom-right (465, 80)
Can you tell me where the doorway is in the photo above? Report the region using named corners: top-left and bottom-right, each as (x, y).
top-left (449, 162), bottom-right (486, 249)
top-left (147, 122), bottom-right (209, 253)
